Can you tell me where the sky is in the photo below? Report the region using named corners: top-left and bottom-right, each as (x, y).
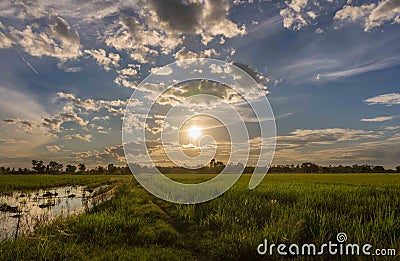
top-left (0, 0), bottom-right (399, 169)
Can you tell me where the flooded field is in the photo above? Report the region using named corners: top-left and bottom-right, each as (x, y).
top-left (0, 185), bottom-right (113, 240)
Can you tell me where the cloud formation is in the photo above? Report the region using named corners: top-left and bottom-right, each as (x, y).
top-left (361, 116), bottom-right (395, 122)
top-left (0, 16), bottom-right (81, 59)
top-left (46, 145), bottom-right (61, 152)
top-left (334, 0), bottom-right (400, 31)
top-left (0, 0), bottom-right (139, 21)
top-left (364, 93), bottom-right (400, 106)
top-left (84, 49), bottom-right (120, 71)
top-left (277, 128), bottom-right (380, 150)
top-left (146, 0), bottom-right (246, 45)
top-left (64, 134), bottom-right (92, 143)
top-left (57, 92), bottom-right (132, 115)
top-left (280, 0), bottom-right (314, 30)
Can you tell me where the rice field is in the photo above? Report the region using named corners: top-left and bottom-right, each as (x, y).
top-left (0, 174), bottom-right (399, 260)
top-left (0, 174), bottom-right (125, 193)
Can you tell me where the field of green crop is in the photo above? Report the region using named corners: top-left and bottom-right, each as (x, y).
top-left (1, 174), bottom-right (399, 260)
top-left (0, 174), bottom-right (127, 193)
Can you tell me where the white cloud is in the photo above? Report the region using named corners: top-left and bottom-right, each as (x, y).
top-left (64, 134), bottom-right (92, 142)
top-left (277, 128), bottom-right (381, 149)
top-left (384, 126), bottom-right (400, 130)
top-left (366, 0), bottom-right (400, 31)
top-left (46, 145), bottom-right (61, 152)
top-left (41, 117), bottom-right (63, 132)
top-left (173, 47), bottom-right (219, 61)
top-left (72, 144), bottom-right (125, 165)
top-left (361, 116), bottom-right (395, 122)
top-left (114, 67), bottom-right (138, 88)
top-left (117, 68), bottom-right (137, 77)
top-left (3, 17), bottom-right (81, 59)
top-left (105, 16), bottom-right (180, 64)
top-left (0, 138), bottom-right (26, 145)
top-left (92, 116), bottom-right (110, 122)
top-left (146, 0), bottom-right (246, 45)
top-left (57, 92), bottom-right (131, 114)
top-left (0, 0), bottom-right (139, 21)
top-left (150, 66), bottom-right (173, 75)
top-left (334, 3), bottom-right (376, 22)
top-left (364, 93), bottom-right (400, 106)
top-left (3, 118), bottom-right (35, 133)
top-left (279, 0), bottom-right (312, 30)
top-left (274, 139), bottom-right (400, 168)
top-left (334, 0), bottom-right (400, 31)
top-left (60, 111), bottom-right (88, 127)
top-left (0, 30), bottom-right (13, 48)
top-left (318, 56), bottom-right (400, 80)
top-left (84, 49), bottom-right (120, 71)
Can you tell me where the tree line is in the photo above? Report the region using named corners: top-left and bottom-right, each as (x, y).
top-left (265, 162), bottom-right (400, 173)
top-left (0, 160), bottom-right (131, 175)
top-left (0, 160), bottom-right (399, 175)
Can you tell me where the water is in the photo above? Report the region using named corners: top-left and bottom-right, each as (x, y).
top-left (0, 185), bottom-right (112, 240)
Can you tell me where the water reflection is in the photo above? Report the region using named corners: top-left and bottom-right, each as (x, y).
top-left (0, 185), bottom-right (111, 240)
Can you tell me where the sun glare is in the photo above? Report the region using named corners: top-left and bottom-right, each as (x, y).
top-left (188, 126), bottom-right (201, 140)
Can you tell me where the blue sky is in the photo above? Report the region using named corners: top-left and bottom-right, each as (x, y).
top-left (0, 0), bottom-right (399, 168)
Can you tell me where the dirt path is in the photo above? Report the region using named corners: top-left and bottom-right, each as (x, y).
top-left (149, 197), bottom-right (202, 260)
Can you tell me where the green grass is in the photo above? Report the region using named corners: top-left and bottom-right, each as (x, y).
top-left (1, 174), bottom-right (399, 260)
top-left (0, 174), bottom-right (129, 193)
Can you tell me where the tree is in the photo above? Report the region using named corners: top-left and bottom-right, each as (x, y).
top-left (209, 159), bottom-right (215, 169)
top-left (108, 164), bottom-right (117, 174)
top-left (96, 166), bottom-right (105, 174)
top-left (396, 166), bottom-right (400, 173)
top-left (65, 165), bottom-right (77, 173)
top-left (32, 160), bottom-right (46, 173)
top-left (47, 161), bottom-right (63, 174)
top-left (301, 162), bottom-right (319, 173)
top-left (372, 166), bottom-right (385, 173)
top-left (78, 163), bottom-right (86, 173)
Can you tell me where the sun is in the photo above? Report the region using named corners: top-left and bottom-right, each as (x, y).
top-left (188, 126), bottom-right (201, 140)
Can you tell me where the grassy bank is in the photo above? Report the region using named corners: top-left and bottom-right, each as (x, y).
top-left (0, 174), bottom-right (399, 260)
top-left (0, 174), bottom-right (130, 193)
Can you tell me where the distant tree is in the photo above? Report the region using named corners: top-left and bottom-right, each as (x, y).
top-left (396, 166), bottom-right (400, 173)
top-left (78, 163), bottom-right (86, 173)
top-left (47, 161), bottom-right (63, 174)
top-left (210, 159), bottom-right (215, 169)
top-left (108, 164), bottom-right (117, 174)
top-left (360, 165), bottom-right (373, 173)
top-left (65, 165), bottom-right (77, 173)
top-left (320, 166), bottom-right (331, 173)
top-left (301, 162), bottom-right (319, 173)
top-left (372, 166), bottom-right (385, 173)
top-left (32, 160), bottom-right (46, 173)
top-left (96, 166), bottom-right (105, 174)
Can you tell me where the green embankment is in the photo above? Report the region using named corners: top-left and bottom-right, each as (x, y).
top-left (0, 174), bottom-right (128, 193)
